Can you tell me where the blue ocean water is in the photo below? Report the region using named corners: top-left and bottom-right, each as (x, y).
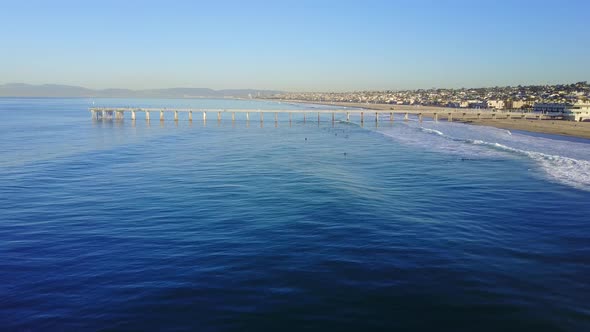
top-left (1, 98), bottom-right (589, 331)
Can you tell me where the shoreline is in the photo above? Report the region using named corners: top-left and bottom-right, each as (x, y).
top-left (457, 118), bottom-right (590, 140)
top-left (276, 99), bottom-right (590, 140)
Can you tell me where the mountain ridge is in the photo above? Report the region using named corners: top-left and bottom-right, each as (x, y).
top-left (0, 83), bottom-right (281, 98)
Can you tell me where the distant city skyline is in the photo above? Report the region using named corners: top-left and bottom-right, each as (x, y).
top-left (1, 0), bottom-right (589, 92)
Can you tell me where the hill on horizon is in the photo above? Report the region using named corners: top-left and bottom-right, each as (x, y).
top-left (0, 83), bottom-right (282, 98)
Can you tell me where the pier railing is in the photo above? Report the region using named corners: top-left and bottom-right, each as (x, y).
top-left (90, 107), bottom-right (547, 123)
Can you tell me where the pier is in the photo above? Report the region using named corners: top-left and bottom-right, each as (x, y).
top-left (90, 107), bottom-right (546, 124)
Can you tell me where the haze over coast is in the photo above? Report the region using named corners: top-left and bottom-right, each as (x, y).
top-left (0, 83), bottom-right (281, 98)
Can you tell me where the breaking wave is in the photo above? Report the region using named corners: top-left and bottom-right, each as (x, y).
top-left (379, 122), bottom-right (590, 191)
top-left (420, 128), bottom-right (444, 136)
top-left (470, 140), bottom-right (590, 190)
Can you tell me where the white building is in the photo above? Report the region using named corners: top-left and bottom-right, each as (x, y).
top-left (460, 100), bottom-right (486, 108)
top-left (533, 101), bottom-right (590, 121)
top-left (569, 101), bottom-right (590, 122)
top-left (506, 100), bottom-right (527, 109)
top-left (487, 100), bottom-right (506, 109)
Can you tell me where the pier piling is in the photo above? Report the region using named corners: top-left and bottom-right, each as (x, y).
top-left (91, 107), bottom-right (535, 128)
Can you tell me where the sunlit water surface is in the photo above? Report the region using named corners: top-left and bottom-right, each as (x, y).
top-left (1, 98), bottom-right (589, 331)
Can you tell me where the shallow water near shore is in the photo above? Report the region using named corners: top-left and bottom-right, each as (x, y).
top-left (1, 98), bottom-right (590, 331)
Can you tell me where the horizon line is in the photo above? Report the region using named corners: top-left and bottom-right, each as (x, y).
top-left (1, 80), bottom-right (589, 93)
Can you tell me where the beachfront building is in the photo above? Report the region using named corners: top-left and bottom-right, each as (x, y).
top-left (569, 101), bottom-right (590, 122)
top-left (460, 100), bottom-right (487, 109)
top-left (533, 101), bottom-right (590, 121)
top-left (487, 100), bottom-right (506, 109)
top-left (506, 100), bottom-right (528, 109)
top-left (533, 103), bottom-right (568, 117)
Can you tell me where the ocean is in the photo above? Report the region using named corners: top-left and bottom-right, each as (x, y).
top-left (1, 98), bottom-right (589, 331)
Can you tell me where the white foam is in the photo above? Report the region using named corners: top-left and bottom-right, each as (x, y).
top-left (466, 140), bottom-right (590, 191)
top-left (420, 127), bottom-right (444, 136)
top-left (372, 121), bottom-right (590, 191)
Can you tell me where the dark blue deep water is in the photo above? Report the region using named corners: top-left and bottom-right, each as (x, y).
top-left (1, 98), bottom-right (589, 331)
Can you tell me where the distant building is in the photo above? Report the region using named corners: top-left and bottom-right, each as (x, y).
top-left (533, 101), bottom-right (590, 121)
top-left (569, 101), bottom-right (590, 122)
top-left (533, 103), bottom-right (570, 119)
top-left (505, 100), bottom-right (527, 109)
top-left (487, 100), bottom-right (506, 109)
top-left (469, 101), bottom-right (487, 109)
top-left (459, 100), bottom-right (486, 108)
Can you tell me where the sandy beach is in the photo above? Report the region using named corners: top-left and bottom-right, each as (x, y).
top-left (459, 118), bottom-right (590, 139)
top-left (279, 100), bottom-right (590, 140)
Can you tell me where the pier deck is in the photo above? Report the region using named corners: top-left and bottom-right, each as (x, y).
top-left (90, 107), bottom-right (547, 123)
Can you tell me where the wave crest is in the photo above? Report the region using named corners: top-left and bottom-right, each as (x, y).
top-left (416, 125), bottom-right (590, 191)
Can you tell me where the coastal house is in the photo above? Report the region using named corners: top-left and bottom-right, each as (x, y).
top-left (459, 100), bottom-right (486, 108)
top-left (505, 100), bottom-right (527, 109)
top-left (469, 101), bottom-right (487, 109)
top-left (487, 100), bottom-right (506, 109)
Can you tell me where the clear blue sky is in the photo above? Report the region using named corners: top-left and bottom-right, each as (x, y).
top-left (1, 0), bottom-right (589, 91)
